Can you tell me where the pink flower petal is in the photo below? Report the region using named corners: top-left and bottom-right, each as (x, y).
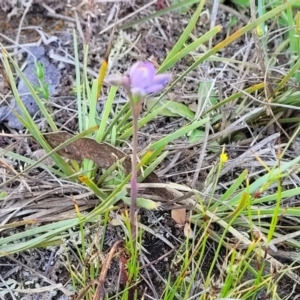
top-left (129, 61), bottom-right (156, 89)
top-left (152, 73), bottom-right (171, 85)
top-left (144, 84), bottom-right (165, 94)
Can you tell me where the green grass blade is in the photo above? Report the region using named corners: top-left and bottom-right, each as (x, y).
top-left (228, 156), bottom-right (300, 207)
top-left (88, 79), bottom-right (98, 129)
top-left (138, 151), bottom-right (169, 181)
top-left (159, 25), bottom-right (221, 72)
top-left (219, 169), bottom-right (248, 203)
top-left (150, 118), bottom-right (209, 151)
top-left (160, 0), bottom-right (206, 68)
top-left (96, 85), bottom-right (118, 142)
top-left (74, 30), bottom-right (83, 132)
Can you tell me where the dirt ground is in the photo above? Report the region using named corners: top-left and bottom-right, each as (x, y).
top-left (1, 0), bottom-right (300, 299)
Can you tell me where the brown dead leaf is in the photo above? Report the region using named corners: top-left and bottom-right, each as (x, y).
top-left (44, 131), bottom-right (131, 171)
top-left (43, 131), bottom-right (174, 202)
top-left (171, 207), bottom-right (186, 225)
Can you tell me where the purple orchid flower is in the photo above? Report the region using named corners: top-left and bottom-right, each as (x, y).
top-left (106, 61), bottom-right (171, 241)
top-left (107, 61), bottom-right (171, 97)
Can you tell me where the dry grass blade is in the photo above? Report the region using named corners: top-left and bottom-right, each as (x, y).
top-left (220, 132), bottom-right (280, 176)
top-left (0, 184), bottom-right (93, 226)
top-left (191, 121), bottom-right (210, 188)
top-left (0, 158), bottom-right (32, 194)
top-left (268, 249), bottom-right (300, 262)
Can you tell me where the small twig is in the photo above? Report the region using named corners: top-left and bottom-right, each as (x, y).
top-left (85, 0), bottom-right (94, 45)
top-left (209, 0), bottom-right (219, 49)
top-left (76, 242), bottom-right (122, 300)
top-left (14, 0), bottom-right (33, 56)
top-left (45, 11), bottom-right (88, 25)
top-left (191, 121), bottom-right (210, 188)
top-left (93, 240), bottom-right (124, 300)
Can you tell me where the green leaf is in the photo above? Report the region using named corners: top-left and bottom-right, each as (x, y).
top-left (151, 118), bottom-right (209, 151)
top-left (146, 98), bottom-right (195, 120)
top-left (123, 197), bottom-right (160, 210)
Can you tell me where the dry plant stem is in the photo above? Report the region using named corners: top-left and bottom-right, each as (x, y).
top-left (85, 0), bottom-right (94, 44)
top-left (191, 121), bottom-right (209, 188)
top-left (14, 0), bottom-right (33, 55)
top-left (92, 240), bottom-right (124, 300)
top-left (99, 0), bottom-right (157, 35)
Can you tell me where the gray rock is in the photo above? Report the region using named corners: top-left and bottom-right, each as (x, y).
top-left (0, 46), bottom-right (61, 130)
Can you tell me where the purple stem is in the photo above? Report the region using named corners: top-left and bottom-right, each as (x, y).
top-left (129, 101), bottom-right (141, 242)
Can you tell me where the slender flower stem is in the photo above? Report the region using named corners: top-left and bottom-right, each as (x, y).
top-left (106, 61), bottom-right (171, 246)
top-left (130, 101), bottom-right (141, 243)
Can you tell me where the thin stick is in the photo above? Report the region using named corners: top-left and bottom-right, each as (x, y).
top-left (14, 0), bottom-right (33, 55)
top-left (93, 240), bottom-right (124, 300)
